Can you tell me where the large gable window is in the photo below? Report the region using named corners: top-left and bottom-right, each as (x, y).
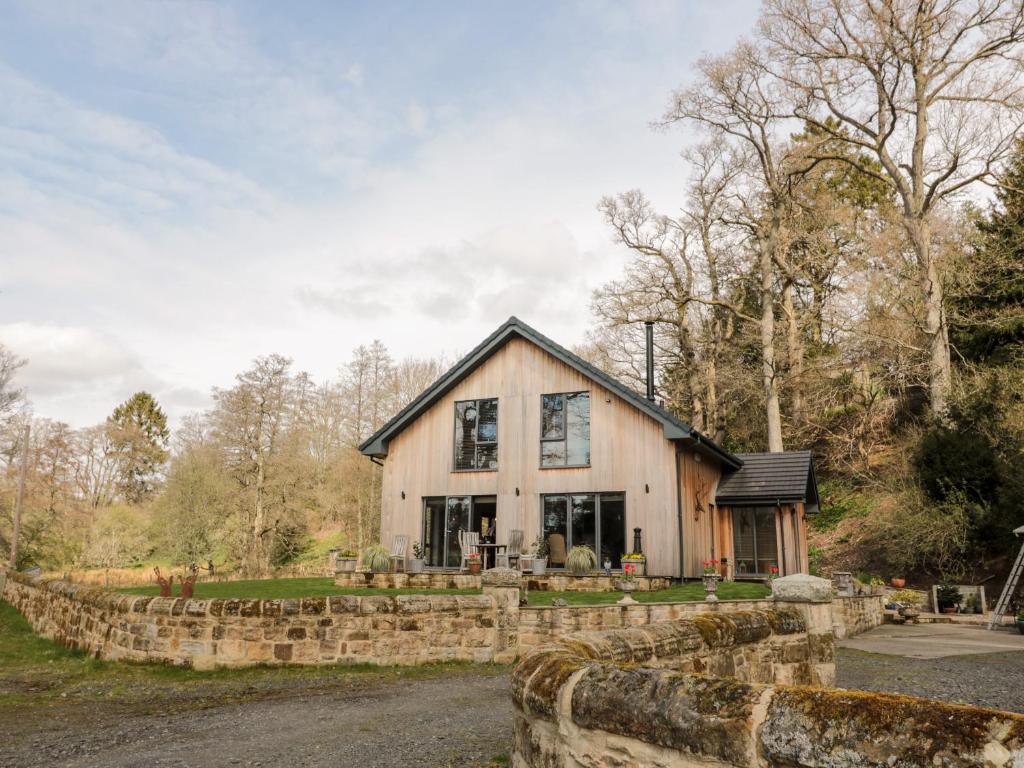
top-left (454, 398), bottom-right (498, 470)
top-left (540, 391), bottom-right (590, 467)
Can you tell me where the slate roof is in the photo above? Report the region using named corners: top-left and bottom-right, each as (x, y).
top-left (358, 316), bottom-right (741, 469)
top-left (715, 450), bottom-right (819, 508)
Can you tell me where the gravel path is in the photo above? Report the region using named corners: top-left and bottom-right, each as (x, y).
top-left (0, 670), bottom-right (513, 768)
top-left (836, 646), bottom-right (1024, 713)
top-left (7, 642), bottom-right (1024, 768)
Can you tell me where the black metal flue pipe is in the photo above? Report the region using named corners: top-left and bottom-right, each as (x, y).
top-left (644, 321), bottom-right (655, 402)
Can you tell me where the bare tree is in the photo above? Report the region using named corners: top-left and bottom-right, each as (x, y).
top-left (762, 0), bottom-right (1024, 414)
top-left (664, 42), bottom-right (798, 451)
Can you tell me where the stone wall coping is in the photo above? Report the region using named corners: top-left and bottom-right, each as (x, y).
top-left (512, 602), bottom-right (1024, 768)
top-left (6, 571), bottom-right (495, 618)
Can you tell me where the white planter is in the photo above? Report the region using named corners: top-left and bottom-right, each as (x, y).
top-left (532, 558), bottom-right (547, 576)
top-left (336, 558), bottom-right (357, 573)
top-left (409, 558), bottom-right (425, 574)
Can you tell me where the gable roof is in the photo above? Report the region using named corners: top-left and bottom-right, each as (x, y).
top-left (715, 450), bottom-right (819, 509)
top-left (359, 316), bottom-right (741, 469)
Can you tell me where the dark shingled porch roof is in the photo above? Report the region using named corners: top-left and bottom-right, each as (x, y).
top-left (715, 450), bottom-right (819, 510)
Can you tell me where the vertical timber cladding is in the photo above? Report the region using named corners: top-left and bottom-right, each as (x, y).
top-left (678, 449), bottom-right (724, 578)
top-left (379, 337), bottom-right (689, 576)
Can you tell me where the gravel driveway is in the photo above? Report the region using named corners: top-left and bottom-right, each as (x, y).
top-left (0, 669), bottom-right (513, 768)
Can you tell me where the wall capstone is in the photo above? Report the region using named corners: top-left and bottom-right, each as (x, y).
top-left (771, 573), bottom-right (833, 603)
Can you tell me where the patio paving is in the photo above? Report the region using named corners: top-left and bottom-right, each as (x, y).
top-left (838, 622), bottom-right (1024, 658)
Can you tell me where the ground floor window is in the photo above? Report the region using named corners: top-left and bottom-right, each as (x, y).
top-left (732, 506), bottom-right (779, 576)
top-left (541, 492), bottom-right (625, 569)
top-left (422, 495), bottom-right (496, 568)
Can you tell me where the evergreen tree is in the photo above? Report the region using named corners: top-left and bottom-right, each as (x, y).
top-left (952, 138), bottom-right (1024, 365)
top-left (109, 392), bottom-right (170, 503)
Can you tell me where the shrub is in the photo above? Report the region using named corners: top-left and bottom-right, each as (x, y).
top-left (915, 427), bottom-right (998, 504)
top-left (936, 583), bottom-right (963, 610)
top-left (363, 544), bottom-right (391, 572)
top-left (565, 545), bottom-right (597, 575)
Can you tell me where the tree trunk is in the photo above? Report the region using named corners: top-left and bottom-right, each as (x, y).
top-left (761, 220), bottom-right (784, 453)
top-left (906, 216), bottom-right (952, 416)
top-left (782, 280), bottom-right (806, 428)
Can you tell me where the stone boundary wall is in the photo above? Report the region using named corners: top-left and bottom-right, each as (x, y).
top-left (512, 606), bottom-right (1024, 768)
top-left (831, 594), bottom-right (885, 638)
top-left (1, 570), bottom-right (518, 669)
top-left (334, 571), bottom-right (670, 593)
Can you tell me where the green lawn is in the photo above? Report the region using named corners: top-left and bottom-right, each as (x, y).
top-left (525, 580), bottom-right (771, 606)
top-left (118, 577), bottom-right (478, 599)
top-left (117, 575), bottom-right (770, 606)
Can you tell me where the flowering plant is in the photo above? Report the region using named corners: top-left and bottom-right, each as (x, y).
top-left (621, 553), bottom-right (646, 561)
top-left (702, 559), bottom-right (720, 575)
top-left (621, 563), bottom-right (637, 582)
top-left (767, 564), bottom-right (779, 580)
top-left (466, 552), bottom-right (481, 562)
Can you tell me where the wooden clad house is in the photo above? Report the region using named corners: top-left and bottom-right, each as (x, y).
top-left (359, 317), bottom-right (818, 579)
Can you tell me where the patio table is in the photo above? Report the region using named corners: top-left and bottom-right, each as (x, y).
top-left (476, 543), bottom-right (507, 570)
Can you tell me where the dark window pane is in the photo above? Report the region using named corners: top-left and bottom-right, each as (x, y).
top-left (423, 497), bottom-right (447, 567)
top-left (755, 508), bottom-right (778, 573)
top-left (477, 398), bottom-right (498, 442)
top-left (543, 495), bottom-right (568, 567)
top-left (541, 394), bottom-right (564, 440)
top-left (454, 401), bottom-right (477, 470)
top-left (733, 507), bottom-right (756, 575)
top-left (566, 392), bottom-right (590, 465)
top-left (476, 443), bottom-right (498, 469)
top-left (446, 497), bottom-right (470, 568)
top-left (570, 494), bottom-right (596, 553)
top-left (599, 494), bottom-right (625, 569)
top-left (540, 440), bottom-right (566, 467)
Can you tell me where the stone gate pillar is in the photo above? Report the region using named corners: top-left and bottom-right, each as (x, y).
top-left (482, 567), bottom-right (521, 663)
top-left (771, 573), bottom-right (836, 686)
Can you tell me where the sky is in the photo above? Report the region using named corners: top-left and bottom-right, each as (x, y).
top-left (0, 0), bottom-right (760, 428)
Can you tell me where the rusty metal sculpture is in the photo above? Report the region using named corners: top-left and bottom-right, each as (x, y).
top-left (179, 565), bottom-right (199, 600)
top-left (153, 567), bottom-right (174, 598)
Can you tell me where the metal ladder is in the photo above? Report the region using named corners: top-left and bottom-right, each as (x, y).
top-left (988, 540), bottom-right (1024, 630)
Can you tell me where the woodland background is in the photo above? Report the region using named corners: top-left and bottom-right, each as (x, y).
top-left (2, 0), bottom-right (1023, 583)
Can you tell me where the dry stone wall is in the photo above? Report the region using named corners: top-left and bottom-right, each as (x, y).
top-left (334, 570), bottom-right (669, 592)
top-left (2, 570), bottom-right (516, 669)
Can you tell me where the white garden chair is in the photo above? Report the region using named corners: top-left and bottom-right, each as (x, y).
top-left (459, 530), bottom-right (480, 571)
top-left (497, 529), bottom-right (524, 569)
top-left (389, 534), bottom-right (409, 573)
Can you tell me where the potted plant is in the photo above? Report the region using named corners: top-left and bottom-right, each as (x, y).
top-left (767, 564), bottom-right (779, 581)
top-left (617, 563), bottom-right (639, 605)
top-left (621, 552), bottom-right (646, 577)
top-left (532, 536), bottom-right (549, 575)
top-left (702, 559), bottom-right (720, 601)
top-left (1016, 608), bottom-right (1024, 635)
top-left (363, 544), bottom-right (391, 573)
top-left (336, 549), bottom-right (359, 573)
top-left (936, 583), bottom-right (962, 614)
top-left (410, 542), bottom-right (426, 574)
top-left (519, 546), bottom-right (534, 573)
top-left (566, 545), bottom-right (598, 576)
top-left (891, 577), bottom-right (906, 589)
top-left (870, 577), bottom-right (887, 595)
top-left (891, 589), bottom-right (923, 622)
top-left (466, 551), bottom-right (482, 575)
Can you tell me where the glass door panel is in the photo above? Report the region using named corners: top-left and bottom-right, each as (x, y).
top-left (754, 509), bottom-right (779, 573)
top-left (598, 494), bottom-right (626, 568)
top-left (423, 498), bottom-right (447, 567)
top-left (570, 494), bottom-right (596, 553)
top-left (542, 495), bottom-right (568, 567)
top-left (445, 496), bottom-right (470, 568)
top-left (732, 507), bottom-right (757, 576)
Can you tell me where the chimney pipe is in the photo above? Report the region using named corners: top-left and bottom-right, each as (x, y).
top-left (644, 321), bottom-right (655, 402)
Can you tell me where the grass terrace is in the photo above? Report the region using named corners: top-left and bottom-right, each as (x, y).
top-left (117, 575), bottom-right (771, 604)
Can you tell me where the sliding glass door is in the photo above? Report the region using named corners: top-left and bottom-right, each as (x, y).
top-left (422, 496), bottom-right (497, 568)
top-left (541, 493), bottom-right (626, 569)
top-left (731, 506), bottom-right (779, 576)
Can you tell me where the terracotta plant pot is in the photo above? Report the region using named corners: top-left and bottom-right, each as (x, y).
top-left (891, 578), bottom-right (906, 589)
top-left (468, 562), bottom-right (481, 575)
top-left (942, 607), bottom-right (956, 614)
